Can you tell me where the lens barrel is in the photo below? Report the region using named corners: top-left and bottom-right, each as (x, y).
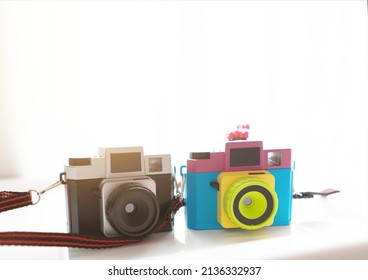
top-left (105, 183), bottom-right (160, 237)
top-left (223, 178), bottom-right (278, 230)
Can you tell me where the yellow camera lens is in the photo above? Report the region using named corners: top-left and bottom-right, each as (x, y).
top-left (223, 178), bottom-right (278, 230)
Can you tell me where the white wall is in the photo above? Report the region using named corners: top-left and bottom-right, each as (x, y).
top-left (0, 1), bottom-right (367, 194)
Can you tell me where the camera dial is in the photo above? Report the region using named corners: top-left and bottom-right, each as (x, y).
top-left (105, 183), bottom-right (160, 237)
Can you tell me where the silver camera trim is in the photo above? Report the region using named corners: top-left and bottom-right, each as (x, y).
top-left (100, 177), bottom-right (157, 238)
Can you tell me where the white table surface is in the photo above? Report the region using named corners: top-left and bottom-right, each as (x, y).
top-left (0, 177), bottom-right (367, 260)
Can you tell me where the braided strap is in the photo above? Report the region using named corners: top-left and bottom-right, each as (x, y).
top-left (0, 232), bottom-right (142, 248)
top-left (0, 194), bottom-right (184, 249)
top-left (0, 191), bottom-right (33, 213)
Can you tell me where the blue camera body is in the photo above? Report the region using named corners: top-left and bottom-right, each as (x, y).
top-left (185, 141), bottom-right (294, 230)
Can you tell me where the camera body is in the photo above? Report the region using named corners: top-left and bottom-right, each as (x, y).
top-left (186, 141), bottom-right (293, 230)
top-left (65, 146), bottom-right (173, 237)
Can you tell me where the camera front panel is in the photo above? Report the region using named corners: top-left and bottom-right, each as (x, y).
top-left (147, 173), bottom-right (173, 232)
top-left (186, 171), bottom-right (223, 230)
top-left (268, 168), bottom-right (293, 226)
top-left (65, 178), bottom-right (104, 237)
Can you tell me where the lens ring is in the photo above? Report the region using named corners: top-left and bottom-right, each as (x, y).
top-left (232, 185), bottom-right (274, 225)
top-left (223, 178), bottom-right (278, 230)
top-left (105, 183), bottom-right (160, 237)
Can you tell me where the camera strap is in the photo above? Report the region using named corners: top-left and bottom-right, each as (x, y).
top-left (292, 188), bottom-right (340, 199)
top-left (0, 176), bottom-right (185, 249)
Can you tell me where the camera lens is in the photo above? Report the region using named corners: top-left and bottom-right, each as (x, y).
top-left (223, 178), bottom-right (278, 230)
top-left (105, 183), bottom-right (160, 237)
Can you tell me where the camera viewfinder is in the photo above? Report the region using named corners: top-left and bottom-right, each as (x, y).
top-left (267, 152), bottom-right (282, 166)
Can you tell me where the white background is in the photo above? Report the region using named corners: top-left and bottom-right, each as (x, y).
top-left (0, 0), bottom-right (367, 267)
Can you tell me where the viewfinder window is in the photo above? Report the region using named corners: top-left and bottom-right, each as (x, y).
top-left (230, 147), bottom-right (261, 167)
top-left (267, 151), bottom-right (282, 166)
top-left (110, 152), bottom-right (142, 173)
top-left (148, 157), bottom-right (163, 172)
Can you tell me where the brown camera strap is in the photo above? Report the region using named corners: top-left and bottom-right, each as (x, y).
top-left (0, 191), bottom-right (33, 213)
top-left (0, 190), bottom-right (184, 249)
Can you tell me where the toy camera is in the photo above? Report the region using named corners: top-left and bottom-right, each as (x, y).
top-left (64, 146), bottom-right (173, 237)
top-left (185, 140), bottom-right (294, 230)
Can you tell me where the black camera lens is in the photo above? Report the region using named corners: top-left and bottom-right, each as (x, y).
top-left (105, 183), bottom-right (160, 237)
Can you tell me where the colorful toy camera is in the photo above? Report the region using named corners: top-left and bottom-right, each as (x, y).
top-left (186, 140), bottom-right (294, 230)
top-left (64, 146), bottom-right (173, 238)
